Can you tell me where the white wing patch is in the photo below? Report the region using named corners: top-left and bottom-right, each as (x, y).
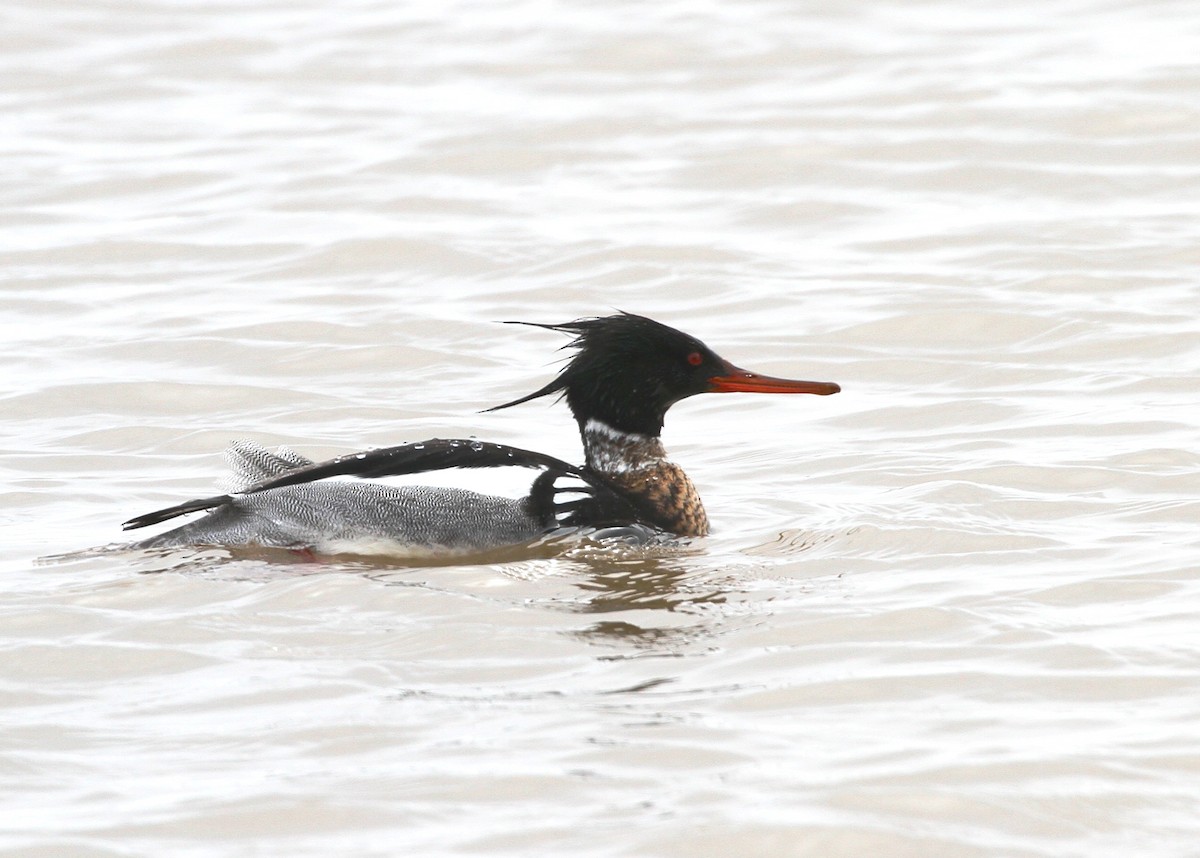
top-left (549, 473), bottom-right (597, 524)
top-left (318, 464), bottom-right (544, 501)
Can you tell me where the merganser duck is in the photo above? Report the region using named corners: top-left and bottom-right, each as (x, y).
top-left (123, 313), bottom-right (839, 556)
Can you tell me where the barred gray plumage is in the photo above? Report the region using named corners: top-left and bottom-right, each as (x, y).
top-left (220, 439), bottom-right (315, 491)
top-left (133, 442), bottom-right (543, 554)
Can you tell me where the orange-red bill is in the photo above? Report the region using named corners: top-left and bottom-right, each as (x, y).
top-left (708, 364), bottom-right (840, 396)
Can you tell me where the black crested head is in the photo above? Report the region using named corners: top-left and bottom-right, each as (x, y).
top-left (485, 312), bottom-right (731, 437)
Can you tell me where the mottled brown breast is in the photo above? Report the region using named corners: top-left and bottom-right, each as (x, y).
top-left (604, 462), bottom-right (709, 537)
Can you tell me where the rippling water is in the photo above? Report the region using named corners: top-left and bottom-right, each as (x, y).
top-left (4, 0), bottom-right (1199, 855)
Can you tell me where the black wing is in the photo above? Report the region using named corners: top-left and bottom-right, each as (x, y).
top-left (122, 438), bottom-right (644, 532)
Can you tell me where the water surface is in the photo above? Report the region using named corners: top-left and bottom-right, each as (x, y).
top-left (3, 0), bottom-right (1199, 855)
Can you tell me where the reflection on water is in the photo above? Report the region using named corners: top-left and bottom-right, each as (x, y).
top-left (46, 529), bottom-right (733, 618)
top-left (570, 557), bottom-right (727, 614)
top-left (571, 622), bottom-right (697, 656)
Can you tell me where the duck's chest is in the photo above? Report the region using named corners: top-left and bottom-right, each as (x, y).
top-left (602, 462), bottom-right (709, 537)
top-left (582, 420), bottom-right (709, 537)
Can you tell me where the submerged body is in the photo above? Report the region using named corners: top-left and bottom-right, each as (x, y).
top-left (123, 313), bottom-right (838, 556)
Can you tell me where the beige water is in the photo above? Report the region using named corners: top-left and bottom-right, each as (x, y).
top-left (4, 0), bottom-right (1199, 855)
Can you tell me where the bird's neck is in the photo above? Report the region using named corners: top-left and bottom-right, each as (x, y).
top-left (579, 418), bottom-right (709, 537)
top-left (580, 418), bottom-right (668, 474)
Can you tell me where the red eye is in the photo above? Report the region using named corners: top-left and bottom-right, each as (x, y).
top-left (687, 351), bottom-right (703, 366)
